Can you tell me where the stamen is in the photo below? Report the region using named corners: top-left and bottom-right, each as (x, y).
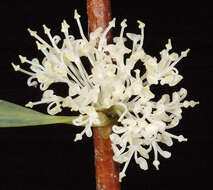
top-left (73, 119), bottom-right (93, 142)
top-left (74, 59), bottom-right (92, 87)
top-left (61, 20), bottom-right (72, 50)
top-left (74, 10), bottom-right (88, 42)
top-left (19, 55), bottom-right (44, 70)
top-left (98, 18), bottom-right (116, 51)
top-left (165, 39), bottom-right (172, 51)
top-left (167, 49), bottom-right (190, 71)
top-left (11, 62), bottom-right (20, 71)
top-left (18, 55), bottom-right (27, 63)
top-left (27, 28), bottom-right (52, 49)
top-left (182, 100), bottom-right (200, 108)
top-left (137, 20), bottom-right (145, 49)
top-left (165, 132), bottom-right (188, 142)
top-left (152, 142), bottom-right (160, 170)
top-left (120, 19), bottom-right (127, 38)
top-left (61, 20), bottom-right (70, 34)
top-left (36, 41), bottom-right (60, 64)
top-left (181, 48), bottom-right (190, 57)
top-left (66, 64), bottom-right (85, 87)
top-left (25, 101), bottom-right (34, 108)
top-left (25, 100), bottom-right (46, 108)
top-left (43, 24), bottom-right (60, 53)
top-left (11, 62), bottom-right (34, 75)
top-left (58, 54), bottom-right (82, 87)
top-left (119, 150), bottom-right (134, 182)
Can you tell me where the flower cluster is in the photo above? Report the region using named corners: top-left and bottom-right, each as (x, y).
top-left (12, 10), bottom-right (199, 181)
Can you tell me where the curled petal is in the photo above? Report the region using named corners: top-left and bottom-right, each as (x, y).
top-left (112, 125), bottom-right (128, 134)
top-left (136, 157), bottom-right (148, 170)
top-left (110, 133), bottom-right (121, 144)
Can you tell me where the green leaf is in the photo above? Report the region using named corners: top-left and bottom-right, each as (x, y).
top-left (0, 100), bottom-right (77, 127)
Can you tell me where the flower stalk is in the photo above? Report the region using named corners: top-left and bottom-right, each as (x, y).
top-left (87, 0), bottom-right (121, 189)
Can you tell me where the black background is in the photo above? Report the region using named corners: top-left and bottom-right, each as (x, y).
top-left (0, 1), bottom-right (211, 190)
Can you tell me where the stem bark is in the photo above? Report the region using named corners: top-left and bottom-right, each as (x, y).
top-left (86, 1), bottom-right (120, 190)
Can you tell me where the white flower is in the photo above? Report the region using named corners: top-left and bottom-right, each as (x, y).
top-left (12, 10), bottom-right (199, 181)
top-left (144, 39), bottom-right (190, 86)
top-left (25, 90), bottom-right (63, 115)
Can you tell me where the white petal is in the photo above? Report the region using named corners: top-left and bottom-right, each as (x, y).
top-left (153, 160), bottom-right (160, 170)
top-left (161, 151), bottom-right (171, 158)
top-left (119, 172), bottom-right (126, 182)
top-left (85, 127), bottom-right (93, 137)
top-left (110, 133), bottom-right (121, 144)
top-left (137, 146), bottom-right (149, 159)
top-left (136, 157), bottom-right (148, 170)
top-left (112, 125), bottom-right (128, 134)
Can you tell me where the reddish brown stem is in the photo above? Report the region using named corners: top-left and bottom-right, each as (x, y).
top-left (87, 0), bottom-right (112, 42)
top-left (87, 1), bottom-right (120, 190)
top-left (93, 127), bottom-right (120, 190)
